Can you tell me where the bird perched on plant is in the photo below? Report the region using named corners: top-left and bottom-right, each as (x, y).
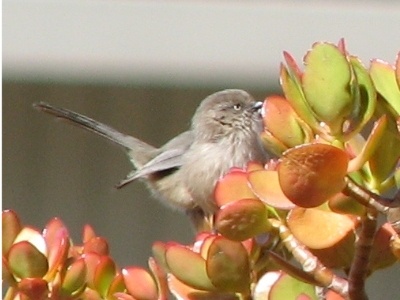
top-left (34, 89), bottom-right (268, 230)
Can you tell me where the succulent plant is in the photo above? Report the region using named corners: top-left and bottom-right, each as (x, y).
top-left (3, 40), bottom-right (399, 299)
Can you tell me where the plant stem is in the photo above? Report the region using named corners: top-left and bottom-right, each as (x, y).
top-left (270, 219), bottom-right (349, 298)
top-left (348, 209), bottom-right (377, 300)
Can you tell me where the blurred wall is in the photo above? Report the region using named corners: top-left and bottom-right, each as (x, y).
top-left (3, 1), bottom-right (400, 299)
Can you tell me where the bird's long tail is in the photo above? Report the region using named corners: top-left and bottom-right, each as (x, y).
top-left (33, 102), bottom-right (156, 168)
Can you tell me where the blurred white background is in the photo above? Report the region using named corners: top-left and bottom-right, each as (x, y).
top-left (3, 1), bottom-right (400, 298)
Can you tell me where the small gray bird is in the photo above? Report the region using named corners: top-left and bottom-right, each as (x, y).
top-left (34, 89), bottom-right (268, 230)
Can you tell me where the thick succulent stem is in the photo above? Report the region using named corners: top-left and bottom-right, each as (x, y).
top-left (348, 209), bottom-right (378, 300)
top-left (270, 219), bottom-right (349, 298)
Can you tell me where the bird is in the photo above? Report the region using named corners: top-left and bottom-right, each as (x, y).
top-left (34, 89), bottom-right (268, 231)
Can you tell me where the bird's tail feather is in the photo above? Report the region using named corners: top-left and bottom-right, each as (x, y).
top-left (33, 102), bottom-right (156, 167)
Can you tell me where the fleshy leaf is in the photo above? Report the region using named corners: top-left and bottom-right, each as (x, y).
top-left (396, 52), bottom-right (400, 87)
top-left (370, 59), bottom-right (400, 115)
top-left (215, 198), bottom-right (271, 241)
top-left (206, 237), bottom-right (250, 293)
top-left (18, 278), bottom-right (49, 300)
top-left (344, 56), bottom-right (377, 138)
top-left (287, 207), bottom-right (357, 249)
top-left (368, 116), bottom-right (400, 186)
top-left (122, 267), bottom-right (158, 300)
top-left (43, 218), bottom-right (70, 279)
top-left (165, 244), bottom-right (215, 291)
top-left (268, 272), bottom-right (317, 300)
top-left (93, 256), bottom-right (116, 297)
top-left (61, 258), bottom-right (87, 296)
top-left (107, 273), bottom-right (126, 297)
top-left (328, 193), bottom-right (365, 216)
top-left (347, 115), bottom-right (387, 172)
top-left (148, 257), bottom-right (168, 300)
top-left (278, 144), bottom-right (349, 208)
top-left (369, 223), bottom-right (398, 271)
top-left (302, 42), bottom-right (353, 135)
top-left (262, 95), bottom-right (312, 150)
top-left (83, 224), bottom-right (97, 243)
top-left (83, 237), bottom-right (109, 256)
top-left (8, 241), bottom-right (49, 279)
top-left (248, 170), bottom-right (295, 209)
top-left (280, 64), bottom-right (320, 132)
top-left (2, 210), bottom-right (22, 255)
top-left (214, 169), bottom-right (256, 207)
top-left (83, 252), bottom-right (101, 288)
top-left (168, 274), bottom-right (237, 300)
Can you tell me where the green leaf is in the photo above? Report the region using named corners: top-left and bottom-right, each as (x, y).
top-left (165, 244), bottom-right (215, 291)
top-left (370, 59), bottom-right (400, 116)
top-left (206, 237), bottom-right (250, 293)
top-left (302, 42), bottom-right (353, 136)
top-left (269, 272), bottom-right (318, 300)
top-left (8, 241), bottom-right (49, 279)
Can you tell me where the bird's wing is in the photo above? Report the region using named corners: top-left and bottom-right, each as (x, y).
top-left (116, 131), bottom-right (194, 188)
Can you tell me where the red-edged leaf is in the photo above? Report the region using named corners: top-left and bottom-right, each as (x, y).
top-left (83, 237), bottom-right (109, 256)
top-left (206, 237), bottom-right (250, 293)
top-left (248, 170), bottom-right (296, 209)
top-left (8, 241), bottom-right (49, 279)
top-left (165, 244), bottom-right (215, 291)
top-left (2, 210), bottom-right (22, 255)
top-left (93, 256), bottom-right (116, 297)
top-left (18, 278), bottom-right (49, 300)
top-left (215, 198), bottom-right (270, 241)
top-left (287, 207), bottom-right (358, 249)
top-left (122, 267), bottom-right (158, 300)
top-left (43, 218), bottom-right (70, 279)
top-left (214, 170), bottom-right (256, 207)
top-left (61, 258), bottom-right (87, 296)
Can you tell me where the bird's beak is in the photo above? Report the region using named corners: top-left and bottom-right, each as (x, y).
top-left (251, 101), bottom-right (263, 112)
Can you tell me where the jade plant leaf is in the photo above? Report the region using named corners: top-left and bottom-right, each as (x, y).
top-left (8, 241), bottom-right (49, 279)
top-left (2, 210), bottom-right (22, 256)
top-left (370, 59), bottom-right (400, 115)
top-left (206, 237), bottom-right (250, 293)
top-left (215, 198), bottom-right (271, 241)
top-left (61, 258), bottom-right (87, 297)
top-left (165, 244), bottom-right (215, 291)
top-left (280, 62), bottom-right (320, 132)
top-left (302, 42), bottom-right (353, 136)
top-left (83, 237), bottom-right (109, 256)
top-left (344, 56), bottom-right (377, 138)
top-left (262, 95), bottom-right (313, 154)
top-left (368, 223), bottom-right (398, 271)
top-left (368, 116), bottom-right (400, 186)
top-left (43, 218), bottom-right (70, 280)
top-left (254, 271), bottom-right (317, 300)
top-left (93, 255), bottom-right (116, 297)
top-left (287, 207), bottom-right (358, 250)
top-left (248, 169), bottom-right (296, 209)
top-left (18, 278), bottom-right (49, 300)
top-left (122, 267), bottom-right (159, 300)
top-left (278, 143), bottom-right (349, 208)
top-left (268, 272), bottom-right (317, 300)
top-left (214, 169), bottom-right (256, 207)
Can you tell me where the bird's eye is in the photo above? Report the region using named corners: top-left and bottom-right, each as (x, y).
top-left (233, 103), bottom-right (242, 111)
